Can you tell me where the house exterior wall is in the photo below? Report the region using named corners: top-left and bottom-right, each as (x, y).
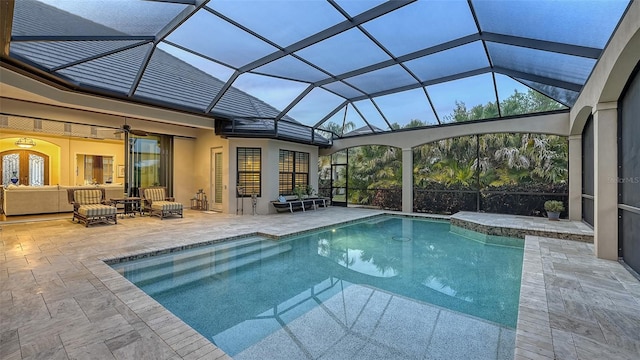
top-left (226, 138), bottom-right (319, 215)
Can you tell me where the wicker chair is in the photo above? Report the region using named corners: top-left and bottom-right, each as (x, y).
top-left (141, 187), bottom-right (183, 219)
top-left (67, 188), bottom-right (117, 227)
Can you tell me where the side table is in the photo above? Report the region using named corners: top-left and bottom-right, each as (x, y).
top-left (110, 197), bottom-right (142, 218)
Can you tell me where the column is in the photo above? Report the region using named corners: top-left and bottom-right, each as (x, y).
top-left (402, 148), bottom-right (413, 213)
top-left (568, 135), bottom-right (582, 221)
top-left (593, 102), bottom-right (618, 260)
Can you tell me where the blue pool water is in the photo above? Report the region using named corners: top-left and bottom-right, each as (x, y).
top-left (111, 216), bottom-right (523, 359)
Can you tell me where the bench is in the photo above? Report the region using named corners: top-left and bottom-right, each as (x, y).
top-left (271, 197), bottom-right (330, 213)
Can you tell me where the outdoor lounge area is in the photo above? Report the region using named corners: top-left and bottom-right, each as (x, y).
top-left (1, 0), bottom-right (639, 359)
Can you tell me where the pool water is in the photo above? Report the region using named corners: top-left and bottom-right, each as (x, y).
top-left (111, 216), bottom-right (523, 359)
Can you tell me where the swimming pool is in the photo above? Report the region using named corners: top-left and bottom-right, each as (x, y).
top-left (111, 215), bottom-right (523, 359)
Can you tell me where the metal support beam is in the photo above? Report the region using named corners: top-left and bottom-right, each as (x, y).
top-left (482, 32), bottom-right (602, 59)
top-left (11, 35), bottom-right (156, 42)
top-left (494, 67), bottom-right (583, 92)
top-left (52, 41), bottom-right (152, 71)
top-left (238, 1), bottom-right (415, 73)
top-left (349, 67), bottom-right (491, 102)
top-left (206, 70), bottom-right (240, 113)
top-left (128, 45), bottom-right (155, 97)
top-left (313, 100), bottom-right (348, 129)
top-left (156, 0), bottom-right (209, 41)
top-left (276, 84), bottom-right (314, 121)
top-left (315, 34), bottom-right (480, 87)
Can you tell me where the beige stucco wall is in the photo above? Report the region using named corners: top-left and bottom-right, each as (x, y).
top-left (173, 137), bottom-right (196, 206)
top-left (322, 111), bottom-right (570, 155)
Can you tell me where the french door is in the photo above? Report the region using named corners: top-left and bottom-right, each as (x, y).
top-left (1, 150), bottom-right (49, 186)
top-left (331, 150), bottom-right (348, 207)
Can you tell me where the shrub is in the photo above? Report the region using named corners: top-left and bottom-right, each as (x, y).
top-left (544, 200), bottom-right (565, 213)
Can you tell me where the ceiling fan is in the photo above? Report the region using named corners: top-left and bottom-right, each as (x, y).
top-left (114, 119), bottom-right (148, 136)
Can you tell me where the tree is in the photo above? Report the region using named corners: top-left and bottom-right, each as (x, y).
top-left (319, 120), bottom-right (355, 137)
top-left (413, 88), bottom-right (569, 193)
top-left (444, 89), bottom-right (566, 122)
top-left (320, 87), bottom-right (568, 211)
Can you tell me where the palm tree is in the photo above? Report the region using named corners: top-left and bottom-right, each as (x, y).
top-left (319, 120), bottom-right (356, 137)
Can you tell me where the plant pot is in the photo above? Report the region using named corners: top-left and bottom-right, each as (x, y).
top-left (547, 212), bottom-right (560, 221)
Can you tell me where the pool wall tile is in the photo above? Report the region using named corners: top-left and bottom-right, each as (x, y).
top-left (451, 212), bottom-right (594, 243)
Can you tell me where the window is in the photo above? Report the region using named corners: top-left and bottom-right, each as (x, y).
top-left (279, 150), bottom-right (309, 195)
top-left (82, 155), bottom-right (114, 184)
top-left (129, 135), bottom-right (173, 197)
top-left (237, 147), bottom-right (261, 197)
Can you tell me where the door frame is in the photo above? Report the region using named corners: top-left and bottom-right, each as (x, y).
top-left (210, 147), bottom-right (223, 212)
top-left (330, 151), bottom-right (348, 207)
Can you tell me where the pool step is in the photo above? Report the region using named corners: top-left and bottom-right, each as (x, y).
top-left (141, 244), bottom-right (292, 296)
top-left (120, 241), bottom-right (291, 295)
top-left (119, 239), bottom-right (281, 282)
top-left (115, 237), bottom-right (271, 277)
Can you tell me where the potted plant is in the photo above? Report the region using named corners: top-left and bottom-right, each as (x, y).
top-left (544, 200), bottom-right (564, 221)
top-left (305, 184), bottom-right (315, 198)
top-left (293, 186), bottom-right (306, 201)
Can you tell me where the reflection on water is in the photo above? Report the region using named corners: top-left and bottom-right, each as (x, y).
top-left (318, 239), bottom-right (399, 277)
top-left (422, 277), bottom-right (473, 302)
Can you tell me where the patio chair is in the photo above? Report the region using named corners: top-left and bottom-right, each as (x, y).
top-left (67, 188), bottom-right (117, 227)
top-left (141, 187), bottom-right (183, 219)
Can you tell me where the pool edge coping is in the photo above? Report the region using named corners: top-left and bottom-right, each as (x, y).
top-left (514, 235), bottom-right (554, 360)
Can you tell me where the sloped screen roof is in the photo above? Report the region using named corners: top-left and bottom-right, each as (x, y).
top-left (7, 0), bottom-right (631, 140)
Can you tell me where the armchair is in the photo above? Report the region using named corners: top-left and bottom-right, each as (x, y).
top-left (67, 188), bottom-right (117, 227)
top-left (141, 187), bottom-right (183, 219)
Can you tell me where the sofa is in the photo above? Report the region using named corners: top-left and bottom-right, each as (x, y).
top-left (2, 185), bottom-right (125, 216)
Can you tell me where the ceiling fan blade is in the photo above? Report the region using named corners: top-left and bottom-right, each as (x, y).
top-left (129, 129), bottom-right (148, 136)
top-left (117, 123), bottom-right (148, 136)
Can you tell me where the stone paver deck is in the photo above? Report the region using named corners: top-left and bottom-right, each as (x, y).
top-left (1, 209), bottom-right (638, 359)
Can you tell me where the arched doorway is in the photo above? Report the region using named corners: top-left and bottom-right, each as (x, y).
top-left (1, 149), bottom-right (50, 186)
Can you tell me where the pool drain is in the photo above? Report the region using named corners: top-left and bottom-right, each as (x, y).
top-left (392, 236), bottom-right (412, 242)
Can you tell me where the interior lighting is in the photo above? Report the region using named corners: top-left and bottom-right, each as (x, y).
top-left (15, 137), bottom-right (36, 148)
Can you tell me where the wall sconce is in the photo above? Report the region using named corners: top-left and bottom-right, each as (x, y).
top-left (15, 137), bottom-right (36, 148)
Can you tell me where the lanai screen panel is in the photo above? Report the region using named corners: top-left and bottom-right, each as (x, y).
top-left (7, 0), bottom-right (632, 140)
